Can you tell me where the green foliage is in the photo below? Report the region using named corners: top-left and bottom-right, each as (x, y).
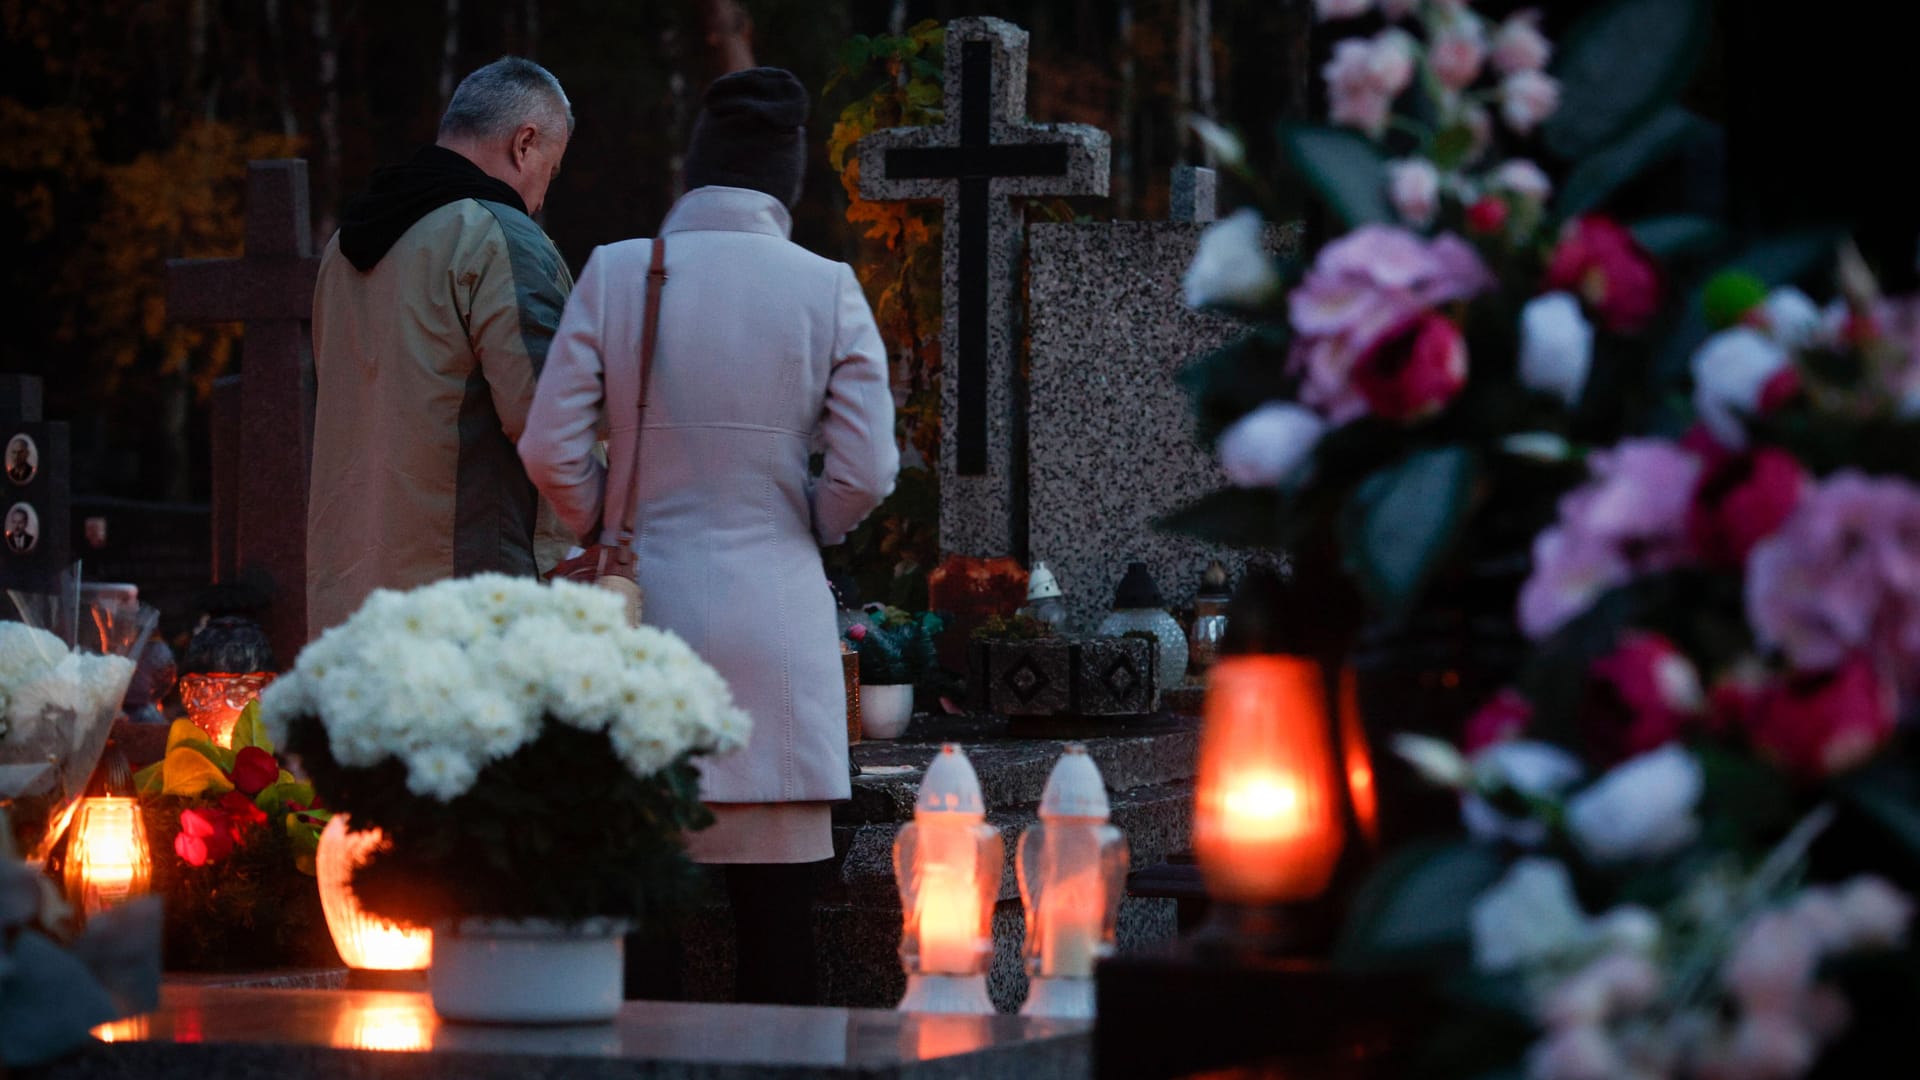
top-left (849, 606), bottom-right (945, 684)
top-left (1280, 123), bottom-right (1392, 229)
top-left (1336, 840), bottom-right (1508, 973)
top-left (1543, 0), bottom-right (1713, 160)
top-left (1552, 107), bottom-right (1708, 221)
top-left (1339, 446), bottom-right (1481, 624)
top-left (1177, 328), bottom-right (1296, 448)
top-left (969, 614), bottom-right (1057, 643)
top-left (285, 716), bottom-right (712, 928)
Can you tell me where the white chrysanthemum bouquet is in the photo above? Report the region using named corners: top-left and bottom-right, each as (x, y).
top-left (261, 575), bottom-right (750, 926)
top-left (1, 620), bottom-right (142, 859)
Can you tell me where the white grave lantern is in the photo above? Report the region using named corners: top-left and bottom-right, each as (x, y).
top-left (895, 744), bottom-right (1004, 1014)
top-left (1017, 744), bottom-right (1128, 1019)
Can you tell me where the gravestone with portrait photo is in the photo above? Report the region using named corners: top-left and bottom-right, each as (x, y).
top-left (1, 373), bottom-right (71, 590)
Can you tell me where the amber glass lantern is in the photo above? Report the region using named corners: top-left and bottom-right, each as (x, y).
top-left (63, 796), bottom-right (152, 917)
top-left (317, 814), bottom-right (433, 977)
top-left (179, 613), bottom-right (277, 747)
top-left (895, 744), bottom-right (1004, 1014)
top-left (179, 672), bottom-right (276, 748)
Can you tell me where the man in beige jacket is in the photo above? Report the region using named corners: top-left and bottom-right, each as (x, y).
top-left (307, 57), bottom-right (574, 637)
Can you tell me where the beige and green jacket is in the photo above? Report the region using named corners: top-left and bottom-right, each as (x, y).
top-left (307, 198), bottom-right (573, 637)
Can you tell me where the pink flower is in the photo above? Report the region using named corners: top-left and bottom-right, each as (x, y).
top-left (1464, 689), bottom-right (1532, 754)
top-left (1491, 159), bottom-right (1552, 203)
top-left (1749, 656), bottom-right (1896, 777)
top-left (1351, 313), bottom-right (1470, 421)
top-left (1746, 471), bottom-right (1920, 674)
top-left (1377, 0), bottom-right (1419, 19)
top-left (1589, 632), bottom-right (1705, 758)
top-left (1313, 0), bottom-right (1373, 19)
top-left (1688, 447), bottom-right (1807, 568)
top-left (1322, 31), bottom-right (1417, 137)
top-left (1287, 226), bottom-right (1493, 421)
top-left (846, 623), bottom-right (868, 642)
top-left (1836, 876), bottom-right (1913, 949)
top-left (1500, 69), bottom-right (1561, 133)
top-left (1518, 440), bottom-right (1702, 639)
top-left (1491, 10), bottom-right (1552, 74)
top-left (1387, 158), bottom-right (1440, 228)
top-left (1545, 216), bottom-right (1662, 335)
top-left (177, 807), bottom-right (235, 865)
top-left (1430, 22), bottom-right (1488, 92)
top-left (1725, 910), bottom-right (1821, 1014)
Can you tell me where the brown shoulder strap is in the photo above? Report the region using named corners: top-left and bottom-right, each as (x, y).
top-left (607, 237), bottom-right (666, 564)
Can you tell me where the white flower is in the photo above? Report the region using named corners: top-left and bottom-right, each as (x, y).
top-left (1217, 403), bottom-right (1328, 488)
top-left (1313, 0), bottom-right (1373, 20)
top-left (1393, 733), bottom-right (1472, 788)
top-left (404, 745), bottom-right (480, 802)
top-left (1491, 10), bottom-right (1552, 75)
top-left (1183, 209), bottom-right (1278, 309)
top-left (1540, 951), bottom-right (1663, 1029)
top-left (1472, 858), bottom-right (1590, 973)
top-left (1691, 327), bottom-right (1792, 448)
top-left (1463, 740), bottom-right (1583, 847)
top-left (1521, 293), bottom-right (1595, 408)
top-left (1501, 69), bottom-right (1561, 134)
top-left (1566, 746), bottom-right (1703, 863)
top-left (1726, 909), bottom-right (1822, 1013)
top-left (1387, 157), bottom-right (1441, 227)
top-left (1722, 1015), bottom-right (1817, 1079)
top-left (1836, 875), bottom-right (1913, 949)
top-left (1597, 905), bottom-right (1662, 956)
top-left (1188, 115), bottom-right (1245, 170)
top-left (1493, 159), bottom-right (1554, 203)
top-left (1760, 286), bottom-right (1823, 349)
top-left (1365, 29), bottom-right (1418, 98)
top-left (1429, 16), bottom-right (1488, 93)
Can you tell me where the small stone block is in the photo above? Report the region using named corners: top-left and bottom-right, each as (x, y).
top-left (986, 639), bottom-right (1074, 716)
top-left (1071, 637), bottom-right (1158, 717)
top-left (1170, 165), bottom-right (1218, 223)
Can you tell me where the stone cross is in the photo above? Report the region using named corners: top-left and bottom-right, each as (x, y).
top-left (166, 160), bottom-right (319, 664)
top-left (857, 17), bottom-right (1109, 559)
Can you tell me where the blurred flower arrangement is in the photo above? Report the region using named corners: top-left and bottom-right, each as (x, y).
top-left (1174, 0), bottom-right (1920, 1076)
top-left (260, 575), bottom-right (750, 927)
top-left (845, 605), bottom-right (945, 686)
top-left (127, 703), bottom-right (334, 970)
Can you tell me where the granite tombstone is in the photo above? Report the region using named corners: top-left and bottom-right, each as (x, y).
top-left (857, 16), bottom-right (1110, 561)
top-left (1, 373), bottom-right (73, 590)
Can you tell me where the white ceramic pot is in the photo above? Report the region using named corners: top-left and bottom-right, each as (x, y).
top-left (430, 918), bottom-right (628, 1024)
top-left (861, 683), bottom-right (914, 740)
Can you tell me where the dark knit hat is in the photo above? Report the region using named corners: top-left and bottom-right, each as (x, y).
top-left (684, 67), bottom-right (809, 207)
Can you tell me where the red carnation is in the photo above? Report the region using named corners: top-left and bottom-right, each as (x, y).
top-left (1688, 447), bottom-right (1806, 568)
top-left (1749, 655), bottom-right (1896, 778)
top-left (1588, 632), bottom-right (1705, 758)
top-left (178, 807), bottom-right (235, 865)
top-left (217, 790), bottom-right (269, 840)
top-left (1351, 312), bottom-right (1470, 422)
top-left (1466, 197), bottom-right (1509, 235)
top-left (231, 746), bottom-right (280, 796)
top-left (1464, 689), bottom-right (1532, 755)
top-left (1544, 216), bottom-right (1662, 334)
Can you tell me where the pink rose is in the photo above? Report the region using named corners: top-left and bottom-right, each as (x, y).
top-left (1429, 23), bottom-right (1487, 92)
top-left (1500, 69), bottom-right (1561, 134)
top-left (1351, 313), bottom-right (1469, 421)
top-left (1287, 226), bottom-right (1493, 421)
top-left (1749, 655), bottom-right (1896, 777)
top-left (1464, 689), bottom-right (1532, 754)
top-left (1688, 447), bottom-right (1807, 568)
top-left (846, 623), bottom-right (869, 642)
top-left (1491, 10), bottom-right (1552, 74)
top-left (1544, 216), bottom-right (1662, 335)
top-left (178, 807), bottom-right (235, 865)
top-left (1588, 632), bottom-right (1705, 759)
top-left (1387, 158), bottom-right (1440, 228)
top-left (1322, 40), bottom-right (1391, 136)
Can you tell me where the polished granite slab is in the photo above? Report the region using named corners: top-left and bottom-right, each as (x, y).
top-left (49, 987), bottom-right (1092, 1079)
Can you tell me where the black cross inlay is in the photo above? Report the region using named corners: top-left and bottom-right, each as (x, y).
top-left (883, 41), bottom-right (1073, 476)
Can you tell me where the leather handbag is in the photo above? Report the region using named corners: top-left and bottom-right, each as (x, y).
top-left (547, 237), bottom-right (667, 627)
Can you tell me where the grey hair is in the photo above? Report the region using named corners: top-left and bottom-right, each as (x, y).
top-left (438, 57), bottom-right (574, 142)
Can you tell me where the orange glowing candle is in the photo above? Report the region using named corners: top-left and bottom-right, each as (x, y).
top-left (317, 814), bottom-right (433, 971)
top-left (63, 797), bottom-right (152, 916)
top-left (1194, 656), bottom-right (1345, 904)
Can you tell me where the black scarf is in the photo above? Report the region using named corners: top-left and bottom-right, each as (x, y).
top-left (337, 145), bottom-right (527, 271)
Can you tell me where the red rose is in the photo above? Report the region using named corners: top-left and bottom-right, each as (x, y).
top-left (217, 790), bottom-right (269, 840)
top-left (231, 746), bottom-right (280, 796)
top-left (846, 623), bottom-right (868, 642)
top-left (1466, 197), bottom-right (1509, 235)
top-left (1688, 447), bottom-right (1806, 568)
top-left (1464, 689), bottom-right (1532, 754)
top-left (1351, 312), bottom-right (1469, 421)
top-left (1588, 632), bottom-right (1706, 757)
top-left (174, 831), bottom-right (210, 867)
top-left (178, 807), bottom-right (235, 864)
top-left (1544, 216), bottom-right (1662, 334)
top-left (1750, 655), bottom-right (1896, 777)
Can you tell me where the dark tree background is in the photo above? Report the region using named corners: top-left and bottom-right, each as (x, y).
top-left (0, 0), bottom-right (1905, 507)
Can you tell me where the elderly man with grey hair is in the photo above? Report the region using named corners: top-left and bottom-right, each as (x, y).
top-left (307, 57), bottom-right (577, 637)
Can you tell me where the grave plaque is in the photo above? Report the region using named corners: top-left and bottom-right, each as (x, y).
top-left (1, 374), bottom-right (72, 589)
top-left (857, 17), bottom-right (1109, 559)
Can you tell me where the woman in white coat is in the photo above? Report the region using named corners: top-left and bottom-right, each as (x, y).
top-left (518, 68), bottom-right (897, 1004)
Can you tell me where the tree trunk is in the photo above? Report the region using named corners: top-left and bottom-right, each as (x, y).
top-left (694, 0), bottom-right (755, 82)
top-left (313, 0), bottom-right (343, 240)
top-left (1174, 0), bottom-right (1193, 163)
top-left (1195, 0), bottom-right (1215, 165)
top-left (439, 0), bottom-right (462, 107)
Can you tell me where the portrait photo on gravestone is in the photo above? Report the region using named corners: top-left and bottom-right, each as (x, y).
top-left (8, 2), bottom-right (1920, 1079)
